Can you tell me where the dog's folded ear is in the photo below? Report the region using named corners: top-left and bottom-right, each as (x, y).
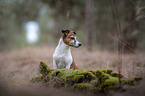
top-left (73, 32), bottom-right (76, 35)
top-left (62, 30), bottom-right (69, 33)
top-left (62, 30), bottom-right (65, 33)
top-left (62, 30), bottom-right (69, 36)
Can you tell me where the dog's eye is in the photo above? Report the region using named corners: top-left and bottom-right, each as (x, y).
top-left (70, 37), bottom-right (75, 40)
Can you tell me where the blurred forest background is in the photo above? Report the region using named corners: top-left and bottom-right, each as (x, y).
top-left (0, 0), bottom-right (145, 52)
top-left (0, 0), bottom-right (145, 96)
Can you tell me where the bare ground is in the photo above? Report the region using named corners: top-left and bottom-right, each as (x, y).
top-left (0, 47), bottom-right (145, 96)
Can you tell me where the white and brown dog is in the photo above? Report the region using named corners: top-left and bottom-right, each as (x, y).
top-left (53, 30), bottom-right (81, 70)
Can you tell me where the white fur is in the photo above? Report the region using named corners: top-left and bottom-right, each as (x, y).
top-left (53, 38), bottom-right (73, 69)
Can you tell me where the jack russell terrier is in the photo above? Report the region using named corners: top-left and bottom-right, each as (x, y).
top-left (53, 30), bottom-right (81, 70)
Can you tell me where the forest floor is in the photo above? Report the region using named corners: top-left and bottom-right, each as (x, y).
top-left (0, 47), bottom-right (145, 96)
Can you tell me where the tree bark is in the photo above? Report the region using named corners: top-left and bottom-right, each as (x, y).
top-left (85, 0), bottom-right (93, 51)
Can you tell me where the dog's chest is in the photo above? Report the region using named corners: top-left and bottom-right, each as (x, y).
top-left (53, 48), bottom-right (73, 68)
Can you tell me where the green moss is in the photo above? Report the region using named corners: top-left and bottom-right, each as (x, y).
top-left (73, 75), bottom-right (85, 82)
top-left (101, 70), bottom-right (107, 73)
top-left (39, 61), bottom-right (48, 76)
top-left (122, 78), bottom-right (134, 85)
top-left (30, 76), bottom-right (43, 83)
top-left (57, 69), bottom-right (96, 83)
top-left (42, 78), bottom-right (48, 83)
top-left (88, 70), bottom-right (96, 74)
top-left (111, 72), bottom-right (124, 78)
top-left (93, 70), bottom-right (110, 84)
top-left (103, 77), bottom-right (119, 86)
top-left (30, 61), bottom-right (138, 92)
top-left (46, 69), bottom-right (55, 75)
top-left (106, 69), bottom-right (113, 74)
top-left (50, 70), bottom-right (62, 77)
top-left (100, 77), bottom-right (119, 91)
top-left (100, 69), bottom-right (113, 75)
top-left (94, 70), bottom-right (110, 78)
top-left (81, 71), bottom-right (96, 80)
top-left (54, 69), bottom-right (74, 82)
top-left (73, 83), bottom-right (94, 90)
top-left (134, 77), bottom-right (142, 82)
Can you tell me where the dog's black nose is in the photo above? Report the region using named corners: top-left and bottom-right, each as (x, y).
top-left (78, 43), bottom-right (82, 46)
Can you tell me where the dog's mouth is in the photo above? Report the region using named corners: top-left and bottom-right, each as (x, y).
top-left (70, 43), bottom-right (82, 48)
top-left (73, 46), bottom-right (80, 48)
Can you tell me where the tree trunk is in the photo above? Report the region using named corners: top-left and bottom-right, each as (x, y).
top-left (122, 0), bottom-right (139, 53)
top-left (85, 0), bottom-right (93, 51)
top-left (54, 0), bottom-right (61, 43)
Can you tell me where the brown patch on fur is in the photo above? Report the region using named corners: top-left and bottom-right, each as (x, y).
top-left (70, 61), bottom-right (79, 70)
top-left (62, 30), bottom-right (76, 46)
top-left (61, 30), bottom-right (79, 70)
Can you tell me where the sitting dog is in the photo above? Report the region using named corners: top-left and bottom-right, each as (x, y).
top-left (53, 30), bottom-right (81, 70)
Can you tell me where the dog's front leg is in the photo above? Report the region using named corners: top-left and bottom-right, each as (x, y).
top-left (66, 64), bottom-right (71, 69)
top-left (53, 60), bottom-right (57, 69)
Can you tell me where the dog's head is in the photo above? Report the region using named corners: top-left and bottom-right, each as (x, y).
top-left (62, 30), bottom-right (81, 48)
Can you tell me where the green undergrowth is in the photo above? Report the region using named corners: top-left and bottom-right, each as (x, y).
top-left (30, 61), bottom-right (142, 92)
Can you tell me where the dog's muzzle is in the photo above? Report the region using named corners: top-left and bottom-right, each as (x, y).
top-left (70, 42), bottom-right (82, 48)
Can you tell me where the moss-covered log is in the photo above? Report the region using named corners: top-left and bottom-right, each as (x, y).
top-left (31, 61), bottom-right (142, 92)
